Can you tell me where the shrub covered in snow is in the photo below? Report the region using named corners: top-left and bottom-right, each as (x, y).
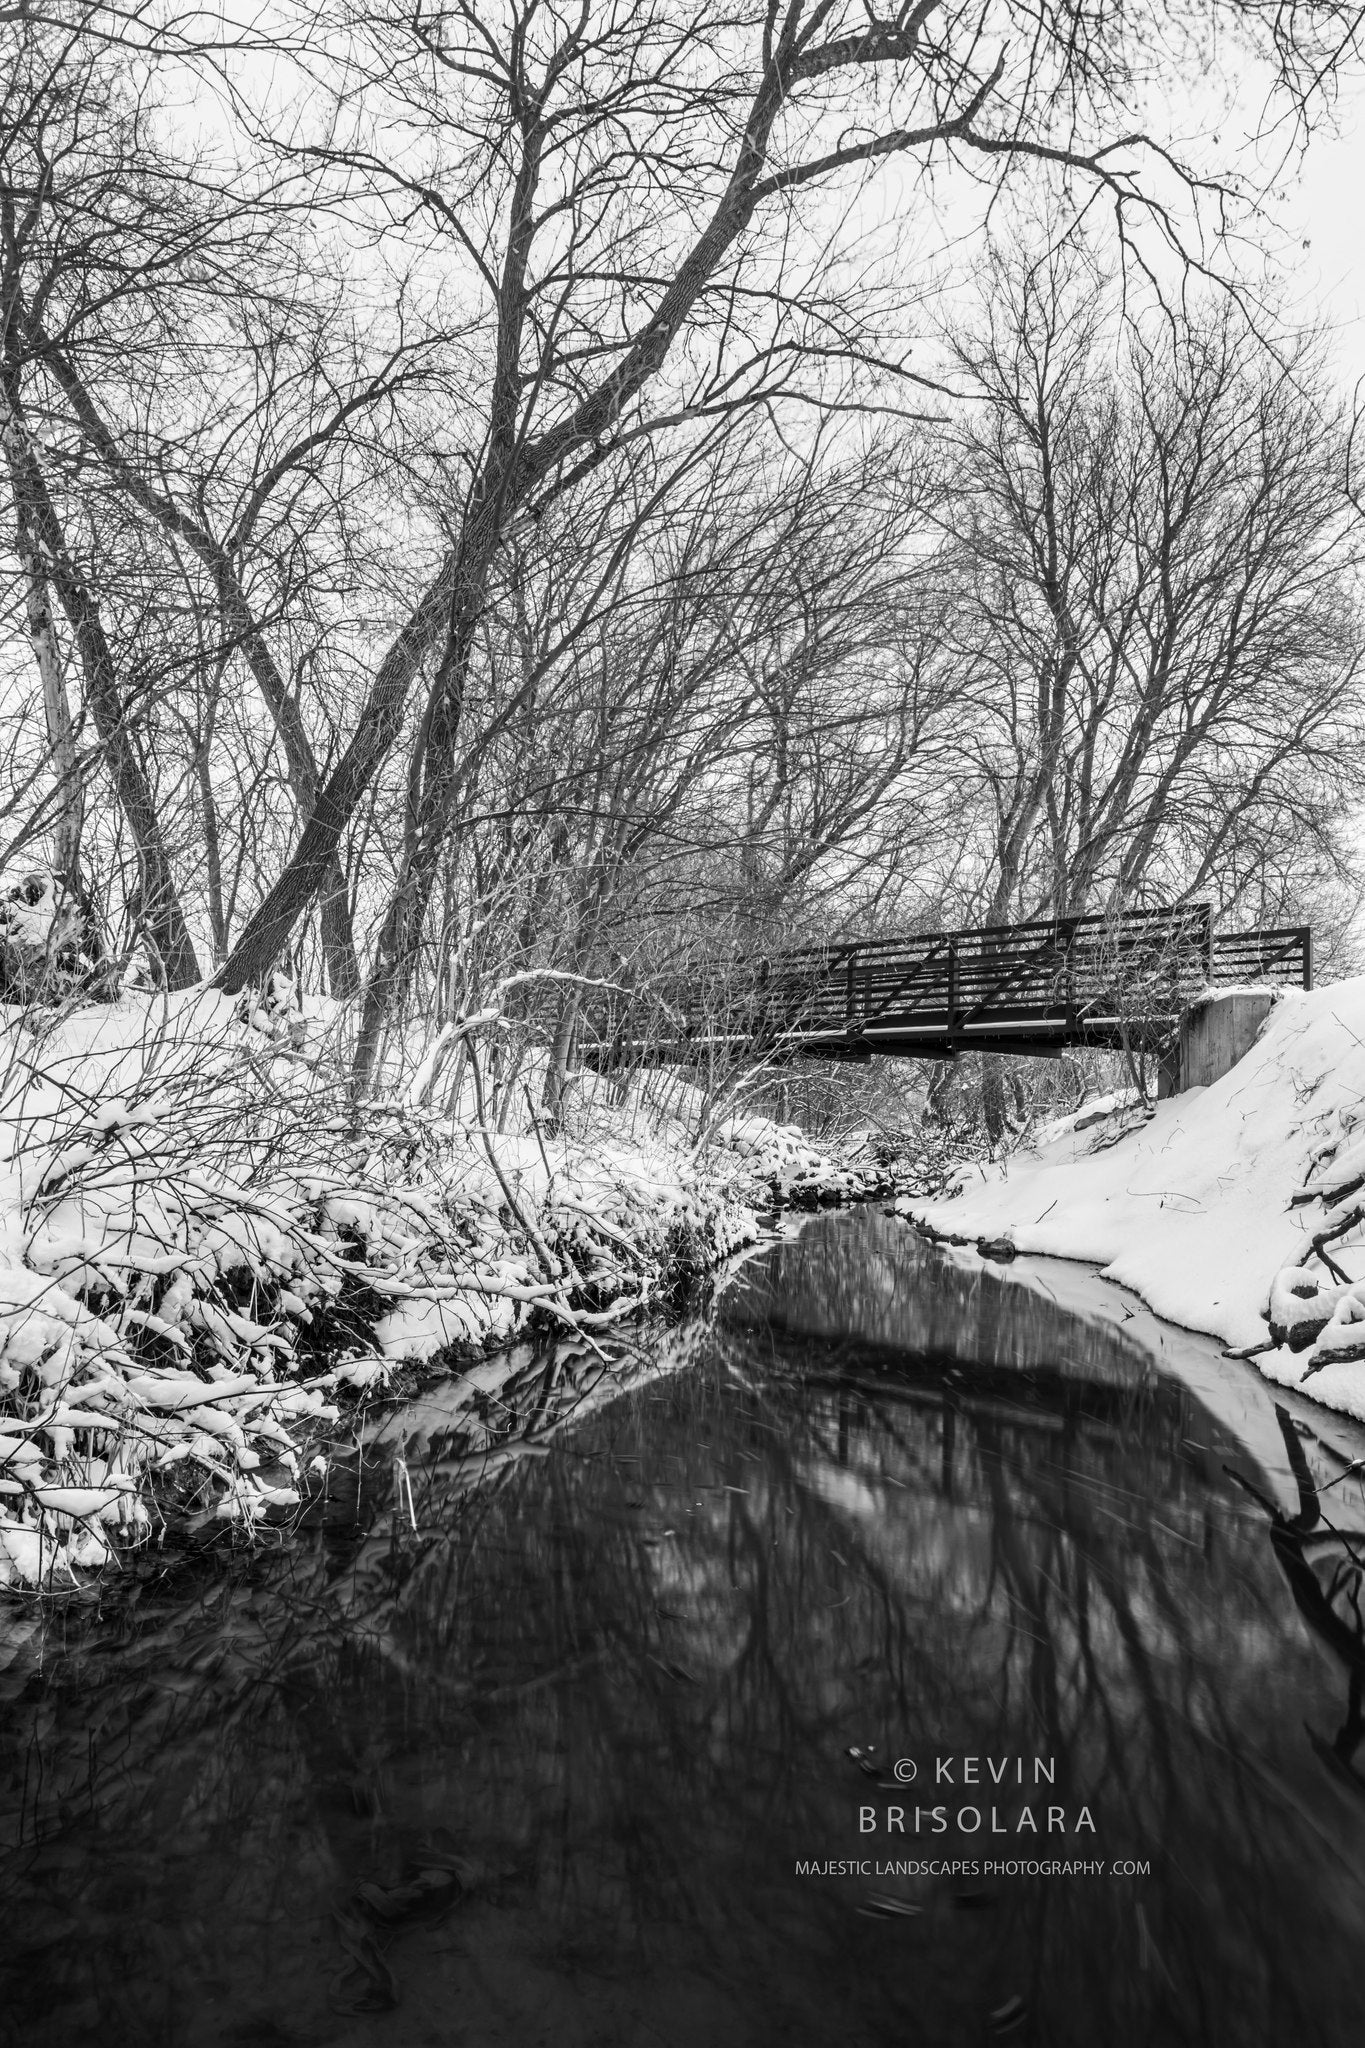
top-left (0, 871), bottom-right (92, 1005)
top-left (0, 990), bottom-right (882, 1587)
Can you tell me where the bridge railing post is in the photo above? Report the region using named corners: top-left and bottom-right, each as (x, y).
top-left (1063, 920), bottom-right (1077, 1030)
top-left (1302, 926), bottom-right (1314, 991)
top-left (845, 948), bottom-right (858, 1033)
top-left (946, 938), bottom-right (957, 1040)
top-left (1202, 901), bottom-right (1215, 985)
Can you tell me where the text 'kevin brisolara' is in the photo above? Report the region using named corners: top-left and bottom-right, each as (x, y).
top-left (858, 1803), bottom-right (1096, 1836)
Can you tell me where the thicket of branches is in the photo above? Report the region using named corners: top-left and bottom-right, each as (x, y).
top-left (4, 0), bottom-right (1365, 1122)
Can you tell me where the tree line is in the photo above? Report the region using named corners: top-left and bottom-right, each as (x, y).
top-left (3, 0), bottom-right (1363, 1100)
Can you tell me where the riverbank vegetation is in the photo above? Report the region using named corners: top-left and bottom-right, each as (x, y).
top-left (0, 980), bottom-right (893, 1585)
top-left (4, 1), bottom-right (1365, 1576)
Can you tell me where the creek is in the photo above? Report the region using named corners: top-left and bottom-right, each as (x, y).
top-left (3, 1206), bottom-right (1365, 2047)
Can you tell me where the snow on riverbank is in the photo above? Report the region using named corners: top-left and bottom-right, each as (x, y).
top-left (902, 980), bottom-right (1365, 1423)
top-left (0, 990), bottom-right (877, 1587)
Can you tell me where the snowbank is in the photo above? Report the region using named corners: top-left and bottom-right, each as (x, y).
top-left (903, 979), bottom-right (1365, 1423)
top-left (0, 990), bottom-right (879, 1587)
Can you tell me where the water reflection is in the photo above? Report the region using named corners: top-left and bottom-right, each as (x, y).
top-left (3, 1210), bottom-right (1365, 2047)
top-left (1229, 1400), bottom-right (1365, 1800)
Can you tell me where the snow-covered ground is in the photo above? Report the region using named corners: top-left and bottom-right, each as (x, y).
top-left (22, 967), bottom-right (1358, 1592)
top-left (0, 989), bottom-right (879, 1587)
top-left (902, 980), bottom-right (1365, 1423)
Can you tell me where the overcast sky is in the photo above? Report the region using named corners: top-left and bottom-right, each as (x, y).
top-left (1285, 87), bottom-right (1365, 369)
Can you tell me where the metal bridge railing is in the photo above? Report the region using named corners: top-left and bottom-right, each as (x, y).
top-left (585, 907), bottom-right (1312, 1065)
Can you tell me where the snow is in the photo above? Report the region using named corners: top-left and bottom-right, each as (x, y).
top-left (902, 980), bottom-right (1365, 1423)
top-left (373, 1294), bottom-right (515, 1361)
top-left (0, 988), bottom-right (879, 1586)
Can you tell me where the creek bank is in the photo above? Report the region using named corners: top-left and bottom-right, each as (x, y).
top-left (0, 988), bottom-right (896, 1587)
top-left (900, 978), bottom-right (1365, 1425)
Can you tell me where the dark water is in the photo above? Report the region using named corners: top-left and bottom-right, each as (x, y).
top-left (5, 1209), bottom-right (1365, 2048)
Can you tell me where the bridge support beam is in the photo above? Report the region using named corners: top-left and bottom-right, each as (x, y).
top-left (1158, 991), bottom-right (1276, 1097)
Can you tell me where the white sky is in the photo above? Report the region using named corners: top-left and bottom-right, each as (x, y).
top-left (1279, 91), bottom-right (1365, 374)
top-left (170, 14), bottom-right (1365, 417)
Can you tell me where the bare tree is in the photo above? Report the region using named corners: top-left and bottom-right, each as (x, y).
top-left (939, 241), bottom-right (1365, 935)
top-left (0, 11), bottom-right (462, 990)
top-left (369, 425), bottom-right (959, 1111)
top-left (203, 0), bottom-right (1359, 1080)
top-left (2, 3), bottom-right (1360, 1052)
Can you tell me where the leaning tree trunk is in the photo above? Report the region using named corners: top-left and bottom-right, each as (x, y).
top-left (221, 22), bottom-right (859, 1030)
top-left (217, 563), bottom-right (455, 998)
top-left (350, 486), bottom-right (505, 1093)
top-left (19, 535), bottom-right (82, 892)
top-left (1, 381), bottom-right (199, 987)
top-left (210, 567), bottom-right (360, 996)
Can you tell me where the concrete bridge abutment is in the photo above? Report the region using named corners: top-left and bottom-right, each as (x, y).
top-left (1157, 991), bottom-right (1277, 1097)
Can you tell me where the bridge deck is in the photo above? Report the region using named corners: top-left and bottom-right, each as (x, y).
top-left (591, 907), bottom-right (1312, 1066)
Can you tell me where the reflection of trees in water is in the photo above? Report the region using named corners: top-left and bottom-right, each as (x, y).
top-left (4, 1224), bottom-right (1365, 2045)
top-left (720, 1217), bottom-right (1365, 2043)
top-left (724, 1208), bottom-right (1166, 1388)
top-left (696, 1349), bottom-right (1365, 2046)
top-left (1230, 1403), bottom-right (1365, 1799)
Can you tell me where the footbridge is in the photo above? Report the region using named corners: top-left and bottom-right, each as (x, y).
top-left (591, 906), bottom-right (1312, 1067)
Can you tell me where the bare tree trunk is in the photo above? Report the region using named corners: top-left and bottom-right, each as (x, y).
top-left (351, 503), bottom-right (501, 1090)
top-left (542, 989), bottom-right (580, 1130)
top-left (195, 668), bottom-right (228, 965)
top-left (19, 533), bottom-right (82, 890)
top-left (205, 557), bottom-right (360, 995)
top-left (0, 383), bottom-right (199, 986)
top-left (216, 572), bottom-right (362, 996)
top-left (218, 560), bottom-right (455, 997)
top-left (980, 1055), bottom-right (1009, 1148)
